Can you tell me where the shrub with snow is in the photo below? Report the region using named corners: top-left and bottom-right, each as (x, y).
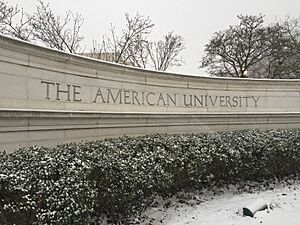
top-left (0, 129), bottom-right (299, 224)
top-left (0, 145), bottom-right (97, 225)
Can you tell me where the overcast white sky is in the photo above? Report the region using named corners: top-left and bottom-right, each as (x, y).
top-left (9, 0), bottom-right (300, 75)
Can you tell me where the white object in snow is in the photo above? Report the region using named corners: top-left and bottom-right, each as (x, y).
top-left (243, 198), bottom-right (267, 217)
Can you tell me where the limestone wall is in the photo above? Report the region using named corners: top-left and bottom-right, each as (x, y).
top-left (0, 35), bottom-right (299, 152)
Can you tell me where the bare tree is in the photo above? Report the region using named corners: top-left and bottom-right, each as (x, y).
top-left (91, 12), bottom-right (154, 67)
top-left (0, 0), bottom-right (33, 41)
top-left (279, 16), bottom-right (300, 78)
top-left (147, 32), bottom-right (185, 71)
top-left (0, 0), bottom-right (85, 54)
top-left (91, 13), bottom-right (185, 71)
top-left (200, 15), bottom-right (273, 78)
top-left (251, 17), bottom-right (300, 79)
top-left (0, 0), bottom-right (10, 21)
top-left (30, 0), bottom-right (84, 53)
top-left (201, 14), bottom-right (300, 79)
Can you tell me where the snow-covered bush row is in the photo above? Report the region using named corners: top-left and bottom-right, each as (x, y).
top-left (0, 129), bottom-right (299, 224)
top-left (0, 145), bottom-right (97, 225)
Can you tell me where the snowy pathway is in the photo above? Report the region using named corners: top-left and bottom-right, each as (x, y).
top-left (139, 181), bottom-right (300, 225)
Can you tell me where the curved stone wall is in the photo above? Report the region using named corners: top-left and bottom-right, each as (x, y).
top-left (0, 35), bottom-right (299, 152)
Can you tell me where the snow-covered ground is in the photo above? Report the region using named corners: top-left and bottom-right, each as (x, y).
top-left (137, 179), bottom-right (300, 225)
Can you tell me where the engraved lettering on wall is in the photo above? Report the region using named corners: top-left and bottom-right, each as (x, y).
top-left (41, 80), bottom-right (261, 108)
top-left (41, 81), bottom-right (82, 102)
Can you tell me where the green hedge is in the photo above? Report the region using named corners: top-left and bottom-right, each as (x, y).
top-left (0, 129), bottom-right (299, 224)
